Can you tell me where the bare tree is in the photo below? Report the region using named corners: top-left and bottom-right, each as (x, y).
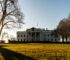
top-left (0, 0), bottom-right (23, 35)
top-left (55, 17), bottom-right (70, 42)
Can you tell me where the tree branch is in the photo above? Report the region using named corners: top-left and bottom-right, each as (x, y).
top-left (6, 9), bottom-right (16, 16)
top-left (3, 21), bottom-right (16, 26)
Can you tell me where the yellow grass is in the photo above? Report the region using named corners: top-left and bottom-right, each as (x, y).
top-left (1, 43), bottom-right (70, 60)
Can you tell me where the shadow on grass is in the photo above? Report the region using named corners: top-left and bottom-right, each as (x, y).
top-left (0, 46), bottom-right (35, 60)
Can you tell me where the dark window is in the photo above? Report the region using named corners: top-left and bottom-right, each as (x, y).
top-left (24, 35), bottom-right (25, 37)
top-left (36, 32), bottom-right (40, 35)
top-left (55, 35), bottom-right (58, 37)
top-left (18, 35), bottom-right (19, 37)
top-left (21, 35), bottom-right (22, 37)
top-left (51, 34), bottom-right (53, 36)
top-left (32, 32), bottom-right (35, 36)
top-left (55, 39), bottom-right (57, 41)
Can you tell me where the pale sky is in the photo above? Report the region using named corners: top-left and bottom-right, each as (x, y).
top-left (6, 0), bottom-right (70, 37)
top-left (18, 0), bottom-right (70, 30)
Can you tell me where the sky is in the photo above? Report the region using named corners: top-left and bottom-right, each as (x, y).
top-left (6, 0), bottom-right (70, 38)
top-left (18, 0), bottom-right (70, 30)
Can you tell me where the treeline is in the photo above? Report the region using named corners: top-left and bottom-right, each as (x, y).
top-left (53, 14), bottom-right (70, 42)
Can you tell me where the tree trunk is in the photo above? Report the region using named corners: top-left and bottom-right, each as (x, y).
top-left (65, 36), bottom-right (68, 42)
top-left (0, 0), bottom-right (7, 35)
top-left (62, 36), bottom-right (64, 42)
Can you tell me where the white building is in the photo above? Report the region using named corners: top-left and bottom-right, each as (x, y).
top-left (17, 27), bottom-right (60, 42)
top-left (17, 31), bottom-right (27, 42)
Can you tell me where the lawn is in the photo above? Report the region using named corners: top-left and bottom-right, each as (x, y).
top-left (0, 43), bottom-right (70, 60)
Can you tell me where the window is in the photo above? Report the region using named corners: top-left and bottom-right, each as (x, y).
top-left (21, 35), bottom-right (22, 37)
top-left (24, 35), bottom-right (25, 37)
top-left (55, 39), bottom-right (57, 41)
top-left (54, 35), bottom-right (58, 37)
top-left (36, 32), bottom-right (40, 36)
top-left (32, 32), bottom-right (35, 36)
top-left (51, 34), bottom-right (53, 36)
top-left (18, 35), bottom-right (19, 37)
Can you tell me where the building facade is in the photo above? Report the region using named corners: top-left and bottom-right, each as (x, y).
top-left (17, 27), bottom-right (61, 42)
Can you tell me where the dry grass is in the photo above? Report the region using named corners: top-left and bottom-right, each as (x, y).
top-left (0, 43), bottom-right (70, 60)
